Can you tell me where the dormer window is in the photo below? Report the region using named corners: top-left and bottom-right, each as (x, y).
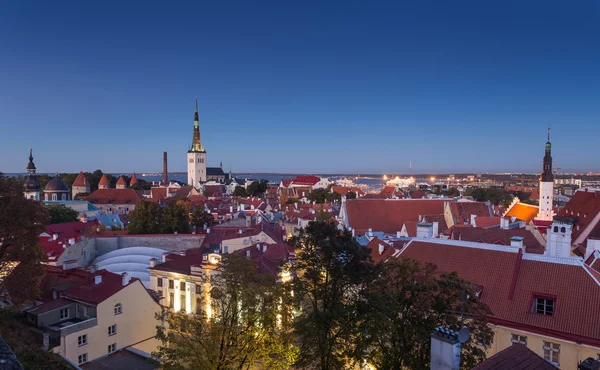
top-left (533, 297), bottom-right (555, 316)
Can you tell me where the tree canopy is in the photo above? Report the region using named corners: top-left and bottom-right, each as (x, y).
top-left (47, 204), bottom-right (79, 224)
top-left (191, 208), bottom-right (214, 229)
top-left (233, 186), bottom-right (248, 197)
top-left (291, 221), bottom-right (375, 370)
top-left (247, 179), bottom-right (269, 197)
top-left (307, 188), bottom-right (341, 204)
top-left (466, 187), bottom-right (512, 206)
top-left (127, 201), bottom-right (164, 234)
top-left (357, 258), bottom-right (493, 369)
top-left (154, 254), bottom-right (297, 369)
top-left (0, 174), bottom-right (48, 305)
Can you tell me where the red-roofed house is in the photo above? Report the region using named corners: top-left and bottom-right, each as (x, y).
top-left (26, 266), bottom-right (161, 366)
top-left (84, 189), bottom-right (143, 215)
top-left (341, 198), bottom-right (446, 235)
top-left (331, 186), bottom-right (365, 197)
top-left (444, 201), bottom-right (493, 228)
top-left (557, 189), bottom-right (600, 249)
top-left (397, 239), bottom-right (600, 369)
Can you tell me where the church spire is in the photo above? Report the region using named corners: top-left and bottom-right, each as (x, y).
top-left (189, 97), bottom-right (205, 153)
top-left (541, 126), bottom-right (554, 182)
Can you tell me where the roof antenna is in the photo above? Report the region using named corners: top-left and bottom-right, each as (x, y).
top-left (547, 125), bottom-right (551, 141)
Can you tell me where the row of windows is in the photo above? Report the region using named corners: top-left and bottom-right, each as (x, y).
top-left (157, 278), bottom-right (201, 294)
top-left (44, 193), bottom-right (68, 201)
top-left (510, 334), bottom-right (560, 366)
top-left (188, 158), bottom-right (205, 163)
top-left (76, 343), bottom-right (117, 365)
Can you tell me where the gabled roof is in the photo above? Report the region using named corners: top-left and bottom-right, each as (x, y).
top-left (474, 216), bottom-right (502, 228)
top-left (331, 186), bottom-right (364, 196)
top-left (558, 189), bottom-right (600, 244)
top-left (130, 172), bottom-right (138, 186)
top-left (345, 199), bottom-right (446, 235)
top-left (234, 242), bottom-right (294, 275)
top-left (149, 248), bottom-right (204, 275)
top-left (116, 176), bottom-right (126, 186)
top-left (72, 171), bottom-right (88, 187)
top-left (40, 266), bottom-right (139, 305)
top-left (291, 176), bottom-right (320, 186)
top-left (98, 174), bottom-right (110, 187)
top-left (449, 202), bottom-right (492, 224)
top-left (365, 237), bottom-right (398, 263)
top-left (85, 189), bottom-right (143, 205)
top-left (398, 239), bottom-right (600, 347)
top-left (471, 344), bottom-right (557, 370)
top-left (505, 202), bottom-right (539, 223)
top-left (207, 167), bottom-right (226, 176)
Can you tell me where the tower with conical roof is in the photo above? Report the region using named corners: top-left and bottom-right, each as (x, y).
top-left (187, 98), bottom-right (207, 188)
top-left (536, 127), bottom-right (555, 221)
top-left (23, 147), bottom-right (40, 200)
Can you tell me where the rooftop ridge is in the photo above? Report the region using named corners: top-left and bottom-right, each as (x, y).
top-left (409, 237), bottom-right (520, 254)
top-left (522, 253), bottom-right (583, 266)
top-left (410, 237), bottom-right (590, 267)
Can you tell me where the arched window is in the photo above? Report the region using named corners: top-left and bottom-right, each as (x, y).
top-left (553, 226), bottom-right (558, 233)
top-left (45, 194), bottom-right (48, 201)
top-left (61, 193), bottom-right (66, 201)
top-left (114, 303), bottom-right (122, 315)
top-left (560, 227), bottom-right (566, 233)
top-left (52, 193), bottom-right (57, 201)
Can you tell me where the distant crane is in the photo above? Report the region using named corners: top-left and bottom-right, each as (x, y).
top-left (553, 167), bottom-right (561, 175)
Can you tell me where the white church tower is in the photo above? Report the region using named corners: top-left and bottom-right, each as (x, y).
top-left (23, 147), bottom-right (40, 201)
top-left (187, 98), bottom-right (207, 189)
top-left (535, 128), bottom-right (554, 222)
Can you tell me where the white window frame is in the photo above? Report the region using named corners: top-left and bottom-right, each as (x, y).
top-left (511, 333), bottom-right (527, 346)
top-left (52, 193), bottom-right (57, 201)
top-left (114, 303), bottom-right (122, 315)
top-left (542, 341), bottom-right (560, 366)
top-left (108, 343), bottom-right (116, 354)
top-left (108, 324), bottom-right (117, 336)
top-left (77, 334), bottom-right (87, 346)
top-left (78, 353), bottom-right (88, 364)
top-left (59, 308), bottom-right (69, 320)
top-left (534, 297), bottom-right (555, 316)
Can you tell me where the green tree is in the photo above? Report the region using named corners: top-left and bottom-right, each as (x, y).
top-left (154, 254), bottom-right (297, 369)
top-left (132, 179), bottom-right (152, 190)
top-left (291, 221), bottom-right (375, 370)
top-left (161, 199), bottom-right (190, 234)
top-left (345, 191), bottom-right (357, 200)
top-left (47, 204), bottom-right (79, 224)
top-left (358, 258), bottom-right (493, 370)
top-left (0, 173), bottom-right (48, 305)
top-left (191, 208), bottom-right (214, 228)
top-left (307, 188), bottom-right (330, 204)
top-left (247, 179), bottom-right (269, 197)
top-left (445, 187), bottom-right (460, 197)
top-left (233, 186), bottom-right (248, 197)
top-left (127, 201), bottom-right (163, 234)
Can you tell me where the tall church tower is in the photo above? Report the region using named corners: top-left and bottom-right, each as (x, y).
top-left (187, 98), bottom-right (207, 188)
top-left (536, 128), bottom-right (554, 221)
top-left (23, 147), bottom-right (40, 201)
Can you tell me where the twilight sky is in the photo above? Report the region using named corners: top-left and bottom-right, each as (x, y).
top-left (1, 1), bottom-right (599, 174)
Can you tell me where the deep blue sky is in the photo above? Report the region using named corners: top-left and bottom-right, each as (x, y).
top-left (1, 1), bottom-right (599, 174)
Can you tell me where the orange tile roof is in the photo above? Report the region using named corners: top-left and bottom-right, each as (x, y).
top-left (116, 176), bottom-right (126, 186)
top-left (98, 174), bottom-right (110, 187)
top-left (72, 171), bottom-right (88, 187)
top-left (505, 203), bottom-right (539, 223)
top-left (558, 190), bottom-right (600, 244)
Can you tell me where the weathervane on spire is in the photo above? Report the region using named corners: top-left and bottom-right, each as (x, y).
top-left (548, 125), bottom-right (551, 141)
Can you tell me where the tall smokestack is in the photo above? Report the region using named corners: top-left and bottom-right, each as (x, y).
top-left (163, 152), bottom-right (168, 184)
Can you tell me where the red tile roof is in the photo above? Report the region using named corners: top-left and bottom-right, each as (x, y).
top-left (398, 239), bottom-right (600, 347)
top-left (72, 171), bottom-right (88, 187)
top-left (471, 344), bottom-right (557, 370)
top-left (291, 175), bottom-right (320, 186)
top-left (149, 248), bottom-right (204, 275)
top-left (505, 203), bottom-right (539, 223)
top-left (130, 172), bottom-right (138, 186)
top-left (345, 199), bottom-right (446, 235)
top-left (450, 227), bottom-right (545, 254)
top-left (449, 202), bottom-right (492, 225)
top-left (365, 237), bottom-right (397, 263)
top-left (280, 179), bottom-right (293, 188)
top-left (40, 266), bottom-right (139, 304)
top-left (98, 174), bottom-right (110, 187)
top-left (558, 189), bottom-right (600, 244)
top-left (474, 216), bottom-right (502, 228)
top-left (27, 298), bottom-right (73, 314)
top-left (331, 186), bottom-right (364, 196)
top-left (85, 188), bottom-right (143, 205)
top-left (379, 186), bottom-right (405, 199)
top-left (116, 176), bottom-right (126, 186)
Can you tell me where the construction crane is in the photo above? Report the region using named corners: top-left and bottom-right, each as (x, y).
top-left (553, 167), bottom-right (561, 175)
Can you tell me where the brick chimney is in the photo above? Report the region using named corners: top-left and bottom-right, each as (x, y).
top-left (163, 151), bottom-right (168, 184)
